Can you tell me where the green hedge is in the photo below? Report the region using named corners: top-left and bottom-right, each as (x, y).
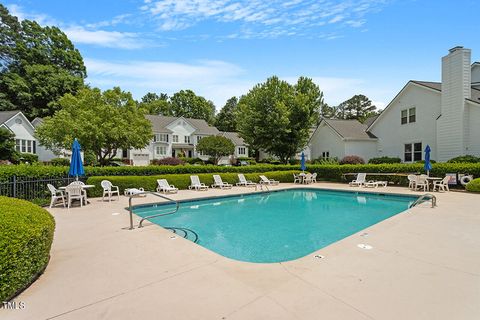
top-left (86, 171), bottom-right (301, 197)
top-left (466, 178), bottom-right (480, 192)
top-left (0, 197), bottom-right (55, 301)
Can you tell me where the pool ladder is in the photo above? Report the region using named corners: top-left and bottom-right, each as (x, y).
top-left (127, 191), bottom-right (179, 230)
top-left (409, 193), bottom-right (437, 209)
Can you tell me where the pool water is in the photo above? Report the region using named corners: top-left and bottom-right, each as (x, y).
top-left (133, 189), bottom-right (416, 263)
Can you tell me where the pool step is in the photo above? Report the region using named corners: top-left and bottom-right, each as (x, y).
top-left (166, 227), bottom-right (199, 243)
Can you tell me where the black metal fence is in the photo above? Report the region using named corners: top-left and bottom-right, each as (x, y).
top-left (0, 176), bottom-right (88, 203)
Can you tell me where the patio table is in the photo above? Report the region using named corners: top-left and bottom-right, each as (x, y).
top-left (426, 177), bottom-right (442, 191)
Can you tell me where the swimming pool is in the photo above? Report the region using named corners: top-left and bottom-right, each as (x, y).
top-left (133, 189), bottom-right (417, 263)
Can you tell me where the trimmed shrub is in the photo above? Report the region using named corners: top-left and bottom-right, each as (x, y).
top-left (311, 157), bottom-right (339, 165)
top-left (368, 156), bottom-right (401, 164)
top-left (0, 197), bottom-right (55, 301)
top-left (13, 153), bottom-right (39, 164)
top-left (339, 155), bottom-right (365, 165)
top-left (416, 159), bottom-right (437, 164)
top-left (50, 158), bottom-right (70, 166)
top-left (466, 178), bottom-right (480, 192)
top-left (151, 157), bottom-right (185, 166)
top-left (86, 170), bottom-right (301, 197)
top-left (447, 155), bottom-right (480, 163)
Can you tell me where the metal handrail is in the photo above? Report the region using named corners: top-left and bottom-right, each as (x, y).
top-left (409, 193), bottom-right (437, 208)
top-left (255, 183), bottom-right (270, 192)
top-left (127, 191), bottom-right (179, 230)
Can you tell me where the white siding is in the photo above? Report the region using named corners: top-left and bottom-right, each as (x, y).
top-left (369, 83), bottom-right (440, 161)
top-left (467, 102), bottom-right (480, 156)
top-left (344, 140), bottom-right (378, 162)
top-left (309, 122), bottom-right (346, 160)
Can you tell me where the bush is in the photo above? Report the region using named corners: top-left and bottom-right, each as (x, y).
top-left (447, 155), bottom-right (480, 163)
top-left (85, 170), bottom-right (301, 197)
top-left (236, 157), bottom-right (256, 165)
top-left (339, 155), bottom-right (365, 165)
top-left (83, 151), bottom-right (98, 166)
top-left (312, 157), bottom-right (339, 165)
top-left (368, 156), bottom-right (401, 164)
top-left (13, 152), bottom-right (39, 164)
top-left (151, 157), bottom-right (185, 166)
top-left (0, 197), bottom-right (55, 301)
top-left (416, 159), bottom-right (436, 164)
top-left (466, 178), bottom-right (480, 192)
top-left (50, 158), bottom-right (70, 166)
top-left (179, 157), bottom-right (204, 165)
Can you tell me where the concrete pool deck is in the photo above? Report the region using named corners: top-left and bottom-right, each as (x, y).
top-left (2, 183), bottom-right (480, 320)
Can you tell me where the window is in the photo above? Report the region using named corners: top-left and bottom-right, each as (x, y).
top-left (172, 135), bottom-right (179, 143)
top-left (404, 142), bottom-right (422, 162)
top-left (184, 136), bottom-right (191, 144)
top-left (408, 107), bottom-right (416, 123)
top-left (238, 147), bottom-right (246, 155)
top-left (401, 107), bottom-right (416, 124)
top-left (322, 151), bottom-right (330, 159)
top-left (153, 134), bottom-right (168, 142)
top-left (156, 146), bottom-right (167, 155)
top-left (197, 136), bottom-right (202, 143)
top-left (401, 110), bottom-right (408, 125)
top-left (122, 149), bottom-right (128, 158)
top-left (15, 139), bottom-right (36, 154)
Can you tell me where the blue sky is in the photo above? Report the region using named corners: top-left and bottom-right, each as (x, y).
top-left (5, 0), bottom-right (479, 110)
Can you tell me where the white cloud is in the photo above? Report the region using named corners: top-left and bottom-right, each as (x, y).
top-left (63, 26), bottom-right (146, 49)
top-left (141, 0), bottom-right (390, 37)
top-left (7, 4), bottom-right (58, 25)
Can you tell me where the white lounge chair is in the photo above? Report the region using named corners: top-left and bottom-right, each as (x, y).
top-left (47, 184), bottom-right (65, 208)
top-left (236, 174), bottom-right (256, 187)
top-left (433, 176), bottom-right (450, 192)
top-left (189, 175), bottom-right (209, 191)
top-left (156, 179), bottom-right (178, 193)
top-left (211, 175), bottom-right (233, 189)
top-left (65, 184), bottom-right (86, 208)
top-left (364, 180), bottom-right (388, 188)
top-left (101, 180), bottom-right (120, 201)
top-left (259, 175), bottom-right (279, 185)
top-left (349, 173), bottom-right (366, 187)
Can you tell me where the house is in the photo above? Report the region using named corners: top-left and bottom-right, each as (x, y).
top-left (0, 111), bottom-right (38, 158)
top-left (309, 46), bottom-right (480, 163)
top-left (122, 115), bottom-right (248, 166)
top-left (31, 117), bottom-right (59, 161)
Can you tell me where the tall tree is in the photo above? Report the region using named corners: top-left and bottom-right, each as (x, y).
top-left (236, 76), bottom-right (321, 163)
top-left (335, 94), bottom-right (377, 122)
top-left (170, 90), bottom-right (215, 124)
top-left (215, 96), bottom-right (238, 132)
top-left (0, 4), bottom-right (86, 119)
top-left (195, 135), bottom-right (235, 165)
top-left (138, 92), bottom-right (171, 115)
top-left (36, 87), bottom-right (152, 166)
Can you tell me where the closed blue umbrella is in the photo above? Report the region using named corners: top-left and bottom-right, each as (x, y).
top-left (69, 138), bottom-right (85, 179)
top-left (300, 151), bottom-right (306, 172)
top-left (424, 145), bottom-right (432, 175)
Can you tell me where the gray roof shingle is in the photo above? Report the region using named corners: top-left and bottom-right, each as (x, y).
top-left (220, 131), bottom-right (245, 146)
top-left (323, 119), bottom-right (376, 140)
top-left (0, 111), bottom-right (20, 125)
top-left (145, 115), bottom-right (219, 135)
top-left (412, 81), bottom-right (480, 104)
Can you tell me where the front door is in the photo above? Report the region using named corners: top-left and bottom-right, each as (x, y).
top-left (188, 150), bottom-right (192, 158)
top-left (172, 149), bottom-right (175, 157)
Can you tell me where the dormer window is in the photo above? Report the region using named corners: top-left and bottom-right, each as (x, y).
top-left (401, 107), bottom-right (416, 125)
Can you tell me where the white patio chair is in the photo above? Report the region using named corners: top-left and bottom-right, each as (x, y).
top-left (415, 175), bottom-right (429, 192)
top-left (349, 173), bottom-right (366, 187)
top-left (69, 180), bottom-right (87, 201)
top-left (156, 179), bottom-right (178, 193)
top-left (101, 180), bottom-right (120, 201)
top-left (211, 175), bottom-right (233, 189)
top-left (47, 184), bottom-right (65, 208)
top-left (433, 176), bottom-right (450, 192)
top-left (65, 184), bottom-right (86, 208)
top-left (407, 174), bottom-right (417, 190)
top-left (303, 173), bottom-right (313, 184)
top-left (236, 174), bottom-right (256, 187)
top-left (293, 173), bottom-right (301, 184)
top-left (311, 173), bottom-right (317, 183)
top-left (189, 175), bottom-right (209, 191)
top-left (259, 175), bottom-right (279, 185)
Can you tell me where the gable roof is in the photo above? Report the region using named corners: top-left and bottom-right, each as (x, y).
top-left (412, 80), bottom-right (480, 104)
top-left (363, 114), bottom-right (379, 128)
top-left (145, 115), bottom-right (219, 135)
top-left (322, 119), bottom-right (376, 141)
top-left (31, 117), bottom-right (44, 128)
top-left (0, 111), bottom-right (20, 125)
top-left (220, 131), bottom-right (245, 146)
